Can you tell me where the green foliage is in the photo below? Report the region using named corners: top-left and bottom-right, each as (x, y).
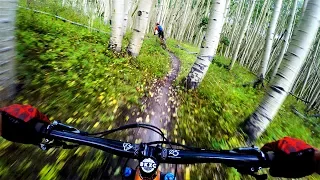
top-left (0, 1), bottom-right (170, 179)
top-left (220, 36), bottom-right (230, 46)
top-left (167, 40), bottom-right (320, 179)
top-left (2, 1), bottom-right (320, 179)
top-left (199, 17), bottom-right (209, 30)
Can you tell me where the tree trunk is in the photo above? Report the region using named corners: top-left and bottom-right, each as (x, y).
top-left (0, 0), bottom-right (17, 101)
top-left (307, 83), bottom-right (320, 111)
top-left (156, 0), bottom-right (164, 23)
top-left (244, 0), bottom-right (320, 143)
top-left (122, 0), bottom-right (132, 35)
top-left (302, 0), bottom-right (309, 17)
top-left (229, 0), bottom-right (256, 70)
top-left (256, 0), bottom-right (283, 81)
top-left (185, 0), bottom-right (226, 89)
top-left (127, 0), bottom-right (154, 57)
top-left (299, 40), bottom-right (320, 97)
top-left (109, 0), bottom-right (125, 52)
top-left (270, 0), bottom-right (298, 81)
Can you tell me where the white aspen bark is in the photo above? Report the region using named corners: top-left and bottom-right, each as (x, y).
top-left (127, 0), bottom-right (139, 30)
top-left (82, 0), bottom-right (88, 15)
top-left (109, 0), bottom-right (125, 52)
top-left (270, 0), bottom-right (298, 81)
top-left (307, 83), bottom-right (320, 111)
top-left (122, 0), bottom-right (132, 35)
top-left (219, 0), bottom-right (230, 56)
top-left (223, 0), bottom-right (230, 21)
top-left (177, 0), bottom-right (191, 41)
top-left (244, 0), bottom-right (320, 142)
top-left (304, 61), bottom-right (320, 100)
top-left (225, 0), bottom-right (244, 58)
top-left (229, 0), bottom-right (256, 70)
top-left (160, 0), bottom-right (169, 25)
top-left (306, 77), bottom-right (320, 101)
top-left (185, 0), bottom-right (226, 89)
top-left (0, 0), bottom-right (17, 101)
top-left (156, 0), bottom-right (163, 23)
top-left (302, 0), bottom-right (309, 17)
top-left (299, 39), bottom-right (320, 97)
top-left (243, 0), bottom-right (271, 66)
top-left (127, 0), bottom-right (154, 57)
top-left (147, 2), bottom-right (157, 33)
top-left (265, 3), bottom-right (291, 75)
top-left (257, 0), bottom-right (283, 80)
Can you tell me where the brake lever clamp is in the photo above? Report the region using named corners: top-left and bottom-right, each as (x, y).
top-left (38, 122), bottom-right (56, 150)
top-left (39, 121), bottom-right (79, 151)
top-left (232, 145), bottom-right (268, 162)
top-left (39, 138), bottom-right (54, 151)
top-left (232, 146), bottom-right (268, 180)
top-left (234, 165), bottom-right (267, 180)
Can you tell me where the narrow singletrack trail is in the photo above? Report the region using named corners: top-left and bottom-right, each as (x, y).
top-left (132, 52), bottom-right (181, 142)
top-left (102, 51), bottom-right (183, 179)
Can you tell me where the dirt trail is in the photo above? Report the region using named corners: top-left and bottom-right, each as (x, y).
top-left (101, 52), bottom-right (183, 179)
top-left (132, 52), bottom-right (180, 142)
top-left (124, 52), bottom-right (182, 175)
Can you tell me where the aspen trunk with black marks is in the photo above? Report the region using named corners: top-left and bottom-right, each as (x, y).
top-left (270, 0), bottom-right (298, 81)
top-left (109, 0), bottom-right (125, 52)
top-left (229, 0), bottom-right (256, 70)
top-left (185, 0), bottom-right (226, 89)
top-left (127, 0), bottom-right (154, 57)
top-left (255, 0), bottom-right (283, 84)
top-left (244, 0), bottom-right (320, 143)
top-left (0, 0), bottom-right (17, 101)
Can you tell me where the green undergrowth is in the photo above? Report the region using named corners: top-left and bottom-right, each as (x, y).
top-left (0, 1), bottom-right (170, 179)
top-left (167, 40), bottom-right (320, 179)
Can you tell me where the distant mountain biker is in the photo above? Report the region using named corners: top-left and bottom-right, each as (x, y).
top-left (0, 104), bottom-right (319, 178)
top-left (154, 23), bottom-right (164, 40)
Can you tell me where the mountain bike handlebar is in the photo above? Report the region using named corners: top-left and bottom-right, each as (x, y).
top-left (38, 121), bottom-right (272, 179)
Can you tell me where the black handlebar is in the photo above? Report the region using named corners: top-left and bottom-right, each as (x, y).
top-left (43, 129), bottom-right (271, 170)
top-left (46, 130), bottom-right (136, 158)
top-left (36, 121), bottom-right (273, 179)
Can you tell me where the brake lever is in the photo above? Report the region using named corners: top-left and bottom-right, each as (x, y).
top-left (49, 121), bottom-right (88, 135)
top-left (39, 139), bottom-right (79, 150)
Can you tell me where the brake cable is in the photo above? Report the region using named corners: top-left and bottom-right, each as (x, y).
top-left (88, 123), bottom-right (166, 140)
top-left (91, 123), bottom-right (179, 179)
top-left (47, 122), bottom-right (179, 179)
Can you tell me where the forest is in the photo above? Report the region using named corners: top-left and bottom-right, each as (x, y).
top-left (1, 0), bottom-right (320, 179)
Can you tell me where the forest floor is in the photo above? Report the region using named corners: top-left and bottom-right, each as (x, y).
top-left (1, 1), bottom-right (320, 180)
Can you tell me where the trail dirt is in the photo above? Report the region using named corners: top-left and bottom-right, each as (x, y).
top-left (101, 52), bottom-right (184, 179)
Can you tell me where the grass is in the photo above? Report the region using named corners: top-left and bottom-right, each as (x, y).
top-left (0, 1), bottom-right (170, 179)
top-left (1, 1), bottom-right (320, 179)
top-left (167, 40), bottom-right (320, 179)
